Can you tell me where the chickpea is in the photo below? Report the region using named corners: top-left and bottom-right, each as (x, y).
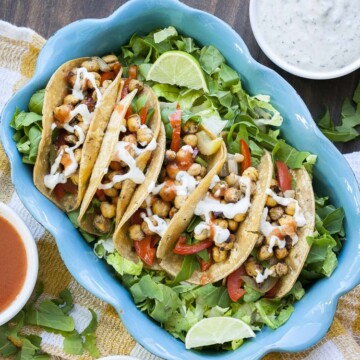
top-left (74, 148), bottom-right (82, 163)
top-left (265, 195), bottom-right (277, 207)
top-left (285, 201), bottom-right (296, 216)
top-left (212, 247), bottom-right (228, 263)
top-left (225, 173), bottom-right (239, 187)
top-left (234, 213), bottom-right (246, 222)
top-left (127, 114), bottom-right (141, 132)
top-left (224, 187), bottom-right (241, 203)
top-left (54, 104), bottom-right (73, 125)
top-left (159, 181), bottom-right (176, 202)
top-left (213, 218), bottom-right (228, 229)
top-left (93, 214), bottom-right (112, 233)
top-left (166, 162), bottom-right (180, 179)
top-left (233, 153), bottom-right (244, 162)
top-left (141, 217), bottom-right (156, 235)
top-left (81, 59), bottom-right (100, 72)
top-left (165, 150), bottom-right (176, 162)
top-left (128, 79), bottom-right (144, 92)
top-left (228, 219), bottom-right (239, 232)
top-left (270, 263), bottom-right (288, 277)
top-left (176, 148), bottom-right (193, 169)
top-left (102, 54), bottom-right (118, 64)
top-left (67, 69), bottom-right (78, 87)
top-left (152, 198), bottom-right (171, 218)
top-left (174, 195), bottom-right (187, 209)
top-left (64, 94), bottom-right (80, 106)
top-left (122, 134), bottom-right (137, 145)
top-left (245, 257), bottom-right (263, 277)
top-left (102, 80), bottom-right (113, 90)
top-left (217, 234), bottom-right (235, 251)
top-left (275, 247), bottom-right (289, 260)
top-left (183, 134), bottom-right (197, 147)
top-left (270, 179), bottom-right (279, 188)
top-left (183, 120), bottom-right (198, 134)
top-left (211, 181), bottom-right (228, 198)
top-left (70, 172), bottom-right (79, 186)
top-left (194, 227), bottom-right (209, 241)
top-left (137, 126), bottom-right (153, 145)
top-left (64, 134), bottom-right (78, 145)
top-left (128, 224), bottom-right (145, 241)
top-left (269, 206), bottom-right (284, 221)
top-left (257, 245), bottom-right (273, 261)
top-left (187, 163), bottom-right (202, 177)
top-left (107, 171), bottom-right (123, 190)
top-left (200, 165), bottom-right (207, 177)
top-left (103, 187), bottom-right (119, 198)
top-left (242, 167), bottom-right (259, 182)
top-left (278, 214), bottom-right (295, 226)
top-left (100, 202), bottom-right (116, 218)
top-left (255, 234), bottom-right (264, 247)
top-left (169, 206), bottom-right (178, 219)
top-left (86, 72), bottom-right (101, 89)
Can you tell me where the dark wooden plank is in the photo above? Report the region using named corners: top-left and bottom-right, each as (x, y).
top-left (1, 0), bottom-right (359, 153)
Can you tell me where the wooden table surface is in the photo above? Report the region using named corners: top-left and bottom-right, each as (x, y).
top-left (2, 0), bottom-right (359, 153)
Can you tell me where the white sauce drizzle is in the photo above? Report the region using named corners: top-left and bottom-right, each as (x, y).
top-left (72, 67), bottom-right (102, 106)
top-left (255, 268), bottom-right (272, 284)
top-left (140, 213), bottom-right (168, 237)
top-left (44, 149), bottom-right (66, 190)
top-left (267, 235), bottom-right (286, 253)
top-left (194, 221), bottom-right (230, 244)
top-left (69, 103), bottom-right (94, 125)
top-left (175, 171), bottom-right (198, 196)
top-left (209, 175), bottom-right (220, 189)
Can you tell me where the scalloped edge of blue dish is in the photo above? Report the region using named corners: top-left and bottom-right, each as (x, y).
top-left (1, 1), bottom-right (360, 359)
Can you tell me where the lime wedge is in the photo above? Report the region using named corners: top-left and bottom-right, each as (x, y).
top-left (185, 317), bottom-right (255, 349)
top-left (146, 51), bottom-right (209, 92)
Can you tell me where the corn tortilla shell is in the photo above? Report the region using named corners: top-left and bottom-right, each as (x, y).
top-left (34, 57), bottom-right (122, 212)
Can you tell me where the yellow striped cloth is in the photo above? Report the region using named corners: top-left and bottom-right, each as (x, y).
top-left (0, 20), bottom-right (359, 360)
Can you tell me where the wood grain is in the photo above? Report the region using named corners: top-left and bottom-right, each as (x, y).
top-left (1, 0), bottom-right (359, 153)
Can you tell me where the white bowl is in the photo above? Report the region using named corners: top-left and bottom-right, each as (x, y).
top-left (0, 202), bottom-right (38, 325)
top-left (249, 0), bottom-right (360, 79)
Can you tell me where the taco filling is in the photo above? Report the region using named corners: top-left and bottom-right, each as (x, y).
top-left (43, 55), bottom-right (122, 202)
top-left (121, 114), bottom-right (225, 267)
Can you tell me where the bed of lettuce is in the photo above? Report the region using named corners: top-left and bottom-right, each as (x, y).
top-left (9, 27), bottom-right (345, 351)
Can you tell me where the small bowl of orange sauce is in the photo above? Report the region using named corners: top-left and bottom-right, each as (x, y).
top-left (0, 202), bottom-right (38, 325)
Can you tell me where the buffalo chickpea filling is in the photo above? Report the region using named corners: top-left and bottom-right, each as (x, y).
top-left (177, 163), bottom-right (259, 269)
top-left (90, 87), bottom-right (156, 234)
top-left (244, 178), bottom-right (306, 286)
top-left (127, 120), bottom-right (209, 260)
top-left (44, 55), bottom-right (121, 197)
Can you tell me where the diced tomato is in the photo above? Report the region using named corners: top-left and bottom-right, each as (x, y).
top-left (198, 249), bottom-right (212, 271)
top-left (54, 184), bottom-right (66, 199)
top-left (240, 139), bottom-right (251, 174)
top-left (139, 106), bottom-right (148, 125)
top-left (264, 280), bottom-right (280, 298)
top-left (53, 179), bottom-right (77, 200)
top-left (134, 236), bottom-right (156, 266)
top-left (128, 64), bottom-right (138, 80)
top-left (173, 235), bottom-right (213, 255)
top-left (113, 62), bottom-right (121, 75)
top-left (96, 189), bottom-right (106, 202)
top-left (100, 71), bottom-right (116, 85)
top-left (125, 103), bottom-right (133, 119)
top-left (169, 107), bottom-right (182, 152)
top-left (121, 78), bottom-right (130, 99)
top-left (131, 209), bottom-right (144, 225)
top-left (227, 266), bottom-right (246, 302)
top-left (150, 235), bottom-right (160, 248)
top-left (275, 160), bottom-right (292, 192)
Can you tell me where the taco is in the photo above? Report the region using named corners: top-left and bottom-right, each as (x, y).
top-left (113, 115), bottom-right (227, 269)
top-left (34, 55), bottom-right (123, 211)
top-left (77, 79), bottom-right (162, 236)
top-left (159, 149), bottom-right (273, 284)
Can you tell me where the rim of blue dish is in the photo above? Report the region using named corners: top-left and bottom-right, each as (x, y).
top-left (1, 0), bottom-right (360, 359)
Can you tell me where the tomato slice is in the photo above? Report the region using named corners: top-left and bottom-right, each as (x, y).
top-left (227, 266), bottom-right (246, 302)
top-left (139, 106), bottom-right (148, 125)
top-left (240, 139), bottom-right (251, 174)
top-left (128, 64), bottom-right (138, 80)
top-left (173, 235), bottom-right (213, 255)
top-left (96, 189), bottom-right (106, 202)
top-left (100, 71), bottom-right (116, 85)
top-left (198, 248), bottom-right (212, 271)
top-left (275, 160), bottom-right (292, 192)
top-left (113, 62), bottom-right (121, 75)
top-left (54, 184), bottom-right (66, 199)
top-left (53, 179), bottom-right (77, 199)
top-left (134, 236), bottom-right (156, 266)
top-left (169, 107), bottom-right (182, 152)
top-left (130, 209), bottom-right (144, 225)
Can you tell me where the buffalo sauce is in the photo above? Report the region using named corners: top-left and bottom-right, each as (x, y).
top-left (0, 217), bottom-right (27, 312)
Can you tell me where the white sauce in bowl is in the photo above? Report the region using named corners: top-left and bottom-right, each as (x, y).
top-left (252, 0), bottom-right (360, 76)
